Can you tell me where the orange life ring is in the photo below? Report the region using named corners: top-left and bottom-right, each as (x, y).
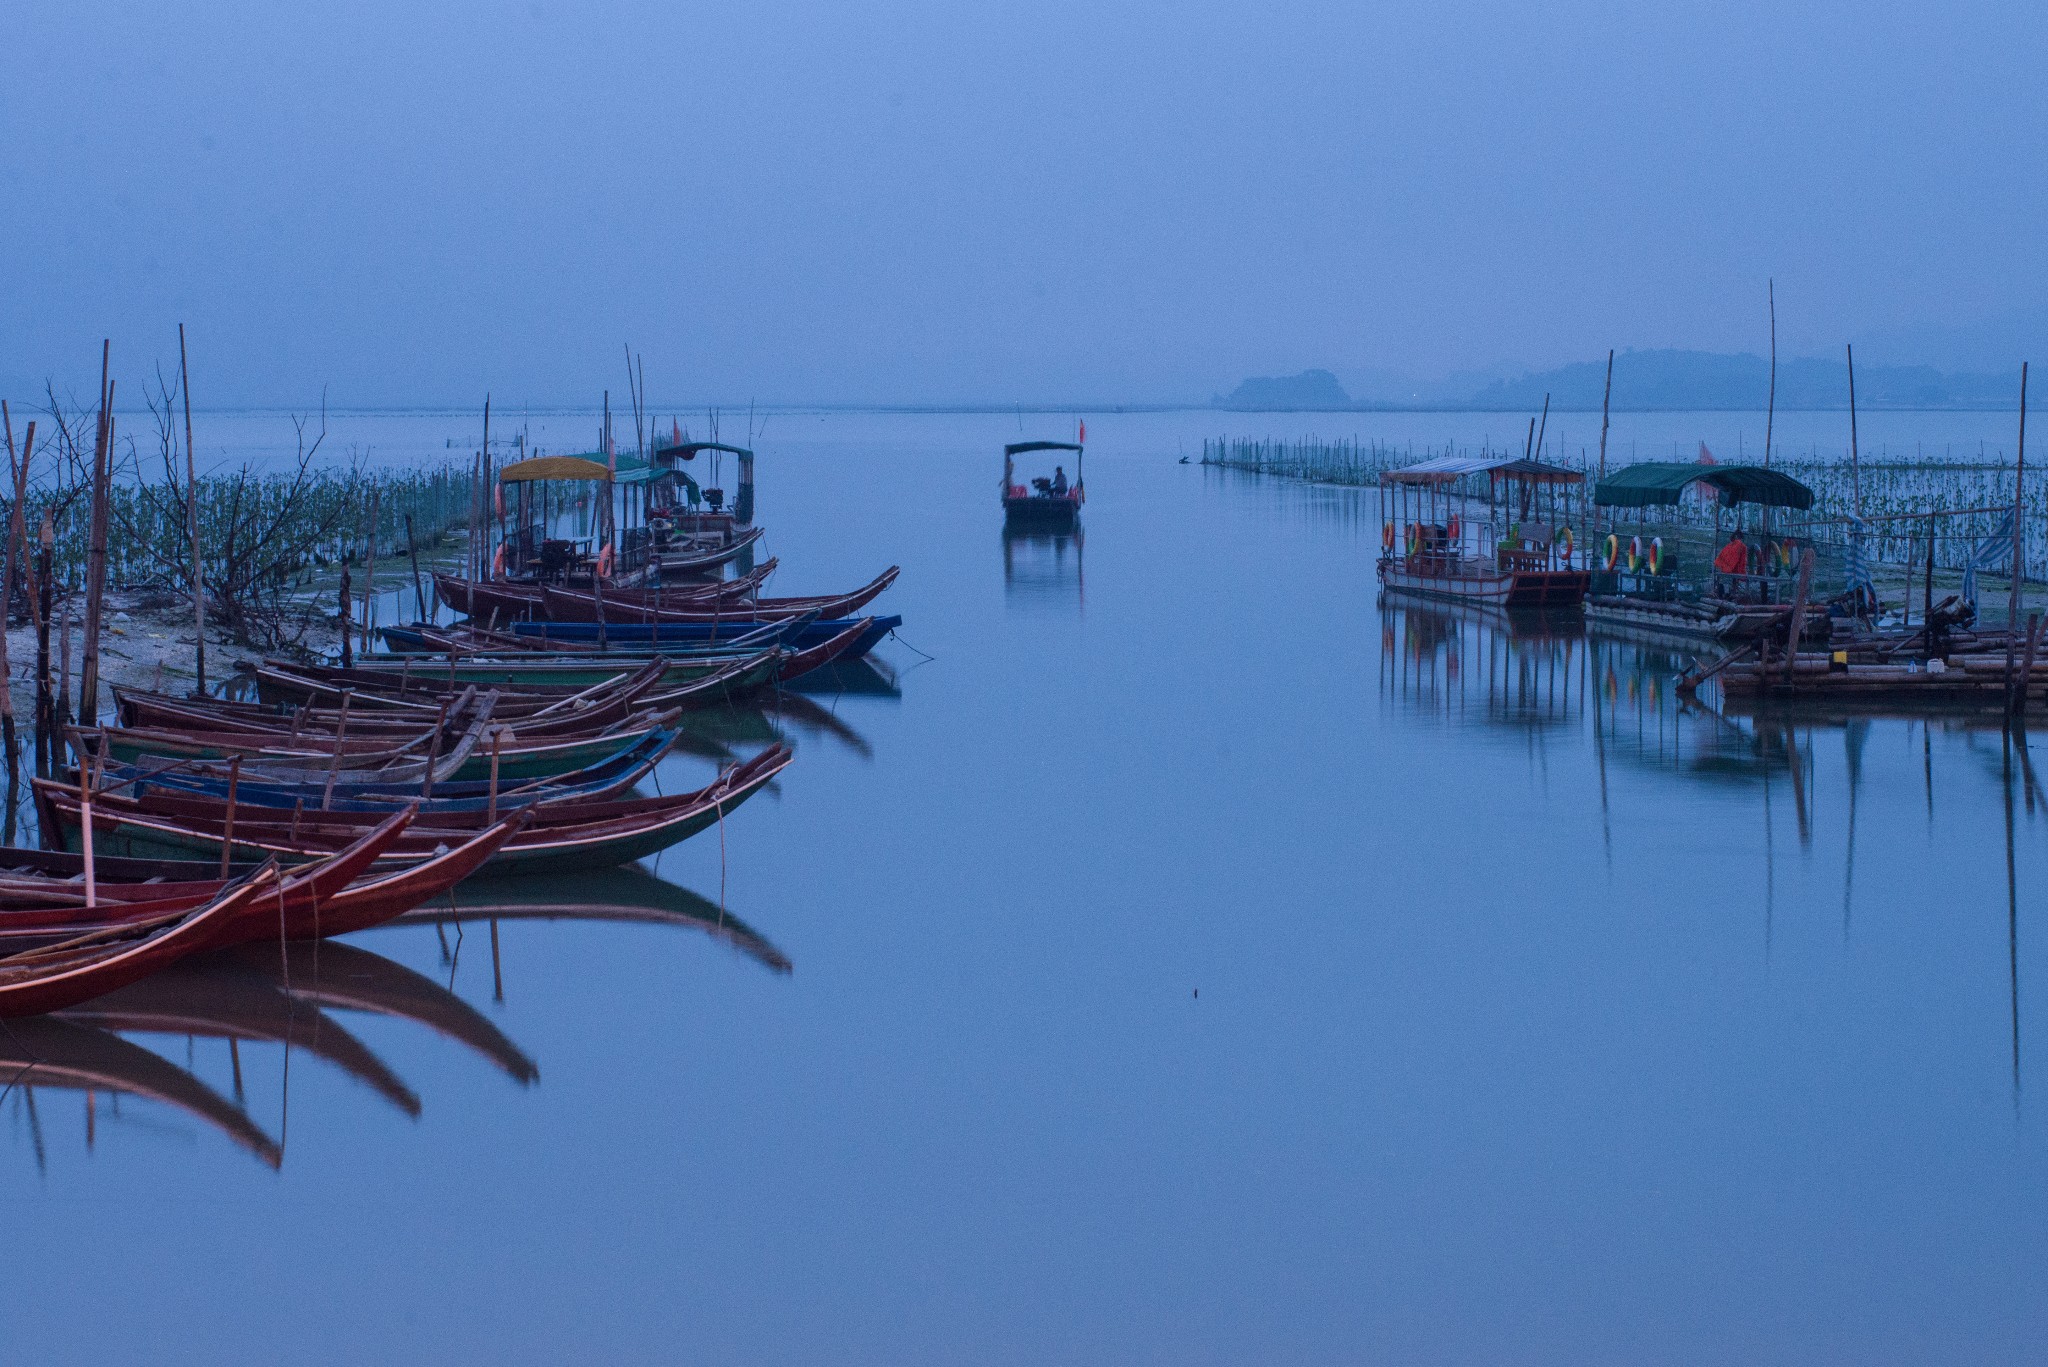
top-left (1628, 535), bottom-right (1643, 572)
top-left (1382, 522), bottom-right (1395, 551)
top-left (1647, 536), bottom-right (1665, 575)
top-left (597, 543), bottom-right (616, 579)
top-left (491, 543), bottom-right (506, 579)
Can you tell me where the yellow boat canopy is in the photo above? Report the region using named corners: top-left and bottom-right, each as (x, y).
top-left (498, 455), bottom-right (612, 483)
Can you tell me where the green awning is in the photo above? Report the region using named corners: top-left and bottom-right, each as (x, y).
top-left (1593, 463), bottom-right (1815, 510)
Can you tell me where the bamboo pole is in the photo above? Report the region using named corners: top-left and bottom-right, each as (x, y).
top-left (363, 487), bottom-right (379, 658)
top-left (180, 324), bottom-right (206, 697)
top-left (1597, 351), bottom-right (1613, 481)
top-left (0, 406), bottom-right (29, 788)
top-left (78, 344), bottom-right (112, 724)
top-left (338, 561), bottom-right (353, 669)
top-left (405, 512), bottom-right (428, 619)
top-left (34, 518), bottom-right (51, 774)
top-left (1764, 281), bottom-right (1777, 470)
top-left (487, 724), bottom-right (504, 823)
top-left (1783, 548), bottom-right (1815, 684)
top-left (1846, 343), bottom-right (1862, 516)
top-left (78, 760), bottom-right (95, 908)
top-left (219, 754), bottom-right (240, 877)
top-left (2006, 362), bottom-right (2028, 701)
top-left (321, 691), bottom-right (350, 811)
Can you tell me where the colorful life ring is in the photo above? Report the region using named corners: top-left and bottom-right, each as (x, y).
top-left (1647, 536), bottom-right (1664, 575)
top-left (1603, 533), bottom-right (1621, 571)
top-left (1628, 535), bottom-right (1643, 572)
top-left (597, 543), bottom-right (616, 579)
top-left (1555, 526), bottom-right (1574, 559)
top-left (1774, 540), bottom-right (1794, 572)
top-left (1406, 524), bottom-right (1421, 555)
top-left (1382, 522), bottom-right (1395, 551)
top-left (491, 543), bottom-right (506, 579)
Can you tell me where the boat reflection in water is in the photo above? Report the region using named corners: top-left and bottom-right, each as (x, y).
top-left (3, 871), bottom-right (790, 1169)
top-left (1001, 526), bottom-right (1084, 610)
top-left (1380, 595), bottom-right (2036, 1103)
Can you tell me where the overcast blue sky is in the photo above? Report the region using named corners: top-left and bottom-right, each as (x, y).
top-left (4, 1), bottom-right (2044, 407)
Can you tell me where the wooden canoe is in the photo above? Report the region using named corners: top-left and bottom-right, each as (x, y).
top-left (537, 566), bottom-right (899, 625)
top-left (37, 745), bottom-right (791, 875)
top-left (0, 865), bottom-right (284, 1017)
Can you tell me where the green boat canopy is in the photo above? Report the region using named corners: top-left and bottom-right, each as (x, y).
top-left (655, 441), bottom-right (752, 461)
top-left (1593, 463), bottom-right (1815, 510)
top-left (1005, 441), bottom-right (1082, 456)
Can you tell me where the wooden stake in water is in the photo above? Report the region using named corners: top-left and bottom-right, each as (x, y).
top-left (1597, 351), bottom-right (1613, 481)
top-left (404, 512), bottom-right (428, 620)
top-left (1846, 343), bottom-right (1862, 516)
top-left (0, 407), bottom-right (30, 788)
top-left (75, 757), bottom-right (96, 908)
top-left (486, 725), bottom-right (504, 823)
top-left (363, 487), bottom-right (380, 658)
top-left (219, 755), bottom-right (241, 878)
top-left (78, 345), bottom-right (112, 724)
top-left (2007, 362), bottom-right (2029, 703)
top-left (1764, 281), bottom-right (1777, 470)
top-left (180, 324), bottom-right (206, 697)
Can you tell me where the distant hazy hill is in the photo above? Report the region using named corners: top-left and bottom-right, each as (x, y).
top-left (1215, 369), bottom-right (1352, 410)
top-left (1463, 348), bottom-right (2017, 411)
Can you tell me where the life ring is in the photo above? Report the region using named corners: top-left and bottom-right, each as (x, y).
top-left (1603, 534), bottom-right (1621, 571)
top-left (1382, 522), bottom-right (1395, 551)
top-left (1405, 524), bottom-right (1420, 555)
top-left (491, 543), bottom-right (506, 579)
top-left (1447, 514), bottom-right (1461, 541)
top-left (1628, 536), bottom-right (1643, 572)
top-left (1647, 536), bottom-right (1664, 575)
top-left (1555, 526), bottom-right (1574, 559)
top-left (597, 543), bottom-right (615, 579)
top-left (1773, 540), bottom-right (1794, 572)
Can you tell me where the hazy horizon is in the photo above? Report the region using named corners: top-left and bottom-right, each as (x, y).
top-left (7, 2), bottom-right (2046, 409)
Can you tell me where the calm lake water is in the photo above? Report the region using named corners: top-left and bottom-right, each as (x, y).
top-left (7, 409), bottom-right (2047, 1364)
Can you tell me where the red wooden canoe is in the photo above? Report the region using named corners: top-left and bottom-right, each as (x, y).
top-left (0, 866), bottom-right (284, 1018)
top-left (537, 566), bottom-right (899, 625)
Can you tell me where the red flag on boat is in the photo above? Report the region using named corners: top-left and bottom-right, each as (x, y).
top-left (1078, 419), bottom-right (1086, 444)
top-left (1697, 442), bottom-right (1717, 465)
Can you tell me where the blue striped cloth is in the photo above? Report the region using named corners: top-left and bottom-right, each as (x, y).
top-left (1960, 508), bottom-right (2016, 606)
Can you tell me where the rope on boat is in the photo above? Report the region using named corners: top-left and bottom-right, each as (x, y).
top-left (888, 629), bottom-right (936, 663)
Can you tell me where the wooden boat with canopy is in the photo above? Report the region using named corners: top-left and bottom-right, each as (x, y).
top-left (1003, 441), bottom-right (1084, 530)
top-left (1584, 463), bottom-right (1823, 645)
top-left (1378, 455), bottom-right (1591, 607)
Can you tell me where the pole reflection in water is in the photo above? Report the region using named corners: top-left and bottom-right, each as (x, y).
top-left (3, 868), bottom-right (792, 1169)
top-left (1001, 525), bottom-right (1084, 611)
top-left (1378, 595), bottom-right (2035, 1106)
